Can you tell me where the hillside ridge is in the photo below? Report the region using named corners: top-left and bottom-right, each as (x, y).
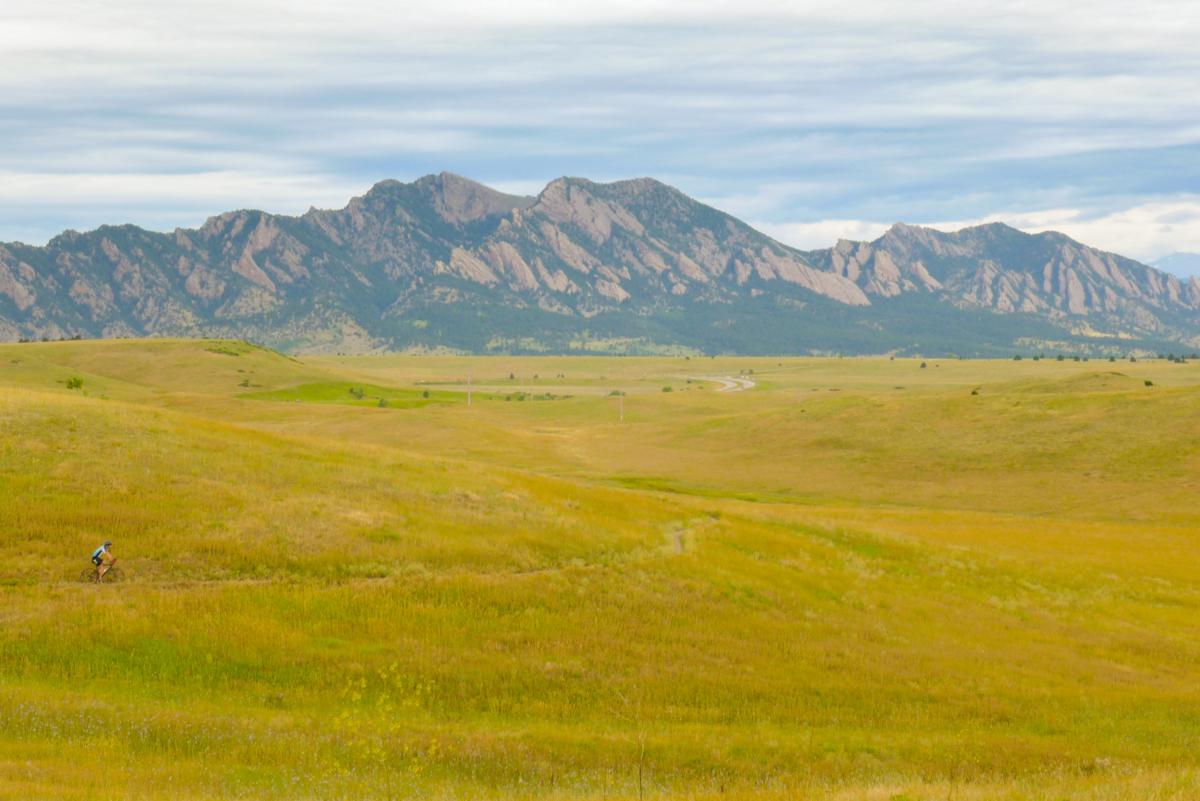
top-left (1, 175), bottom-right (1197, 354)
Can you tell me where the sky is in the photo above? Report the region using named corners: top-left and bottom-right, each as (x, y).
top-left (3, 0), bottom-right (1199, 268)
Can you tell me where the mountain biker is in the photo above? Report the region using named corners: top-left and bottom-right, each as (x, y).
top-left (91, 540), bottom-right (115, 581)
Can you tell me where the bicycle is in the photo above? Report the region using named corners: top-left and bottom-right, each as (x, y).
top-left (80, 560), bottom-right (125, 584)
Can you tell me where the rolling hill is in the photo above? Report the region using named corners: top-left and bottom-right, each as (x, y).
top-left (2, 340), bottom-right (1200, 799)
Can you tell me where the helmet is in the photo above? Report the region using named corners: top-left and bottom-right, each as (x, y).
top-left (104, 541), bottom-right (113, 547)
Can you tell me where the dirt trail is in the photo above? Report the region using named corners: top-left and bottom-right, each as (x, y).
top-left (692, 375), bottom-right (756, 392)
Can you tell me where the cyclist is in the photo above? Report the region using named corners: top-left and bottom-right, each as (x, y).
top-left (91, 540), bottom-right (116, 581)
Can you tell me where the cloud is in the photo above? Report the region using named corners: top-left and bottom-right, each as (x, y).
top-left (758, 198), bottom-right (1200, 264)
top-left (932, 200), bottom-right (1200, 263)
top-left (754, 220), bottom-right (894, 251)
top-left (0, 171), bottom-right (365, 245)
top-left (0, 1), bottom-right (1197, 252)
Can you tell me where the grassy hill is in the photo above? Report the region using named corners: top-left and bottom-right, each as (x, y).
top-left (1, 340), bottom-right (1198, 800)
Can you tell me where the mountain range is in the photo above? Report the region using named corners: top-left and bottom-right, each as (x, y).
top-left (2, 173), bottom-right (1198, 355)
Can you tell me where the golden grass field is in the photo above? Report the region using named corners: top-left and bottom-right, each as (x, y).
top-left (1, 339), bottom-right (1198, 800)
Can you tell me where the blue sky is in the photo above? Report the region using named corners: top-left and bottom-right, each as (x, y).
top-left (3, 0), bottom-right (1199, 264)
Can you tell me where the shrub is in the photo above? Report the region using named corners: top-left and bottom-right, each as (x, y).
top-left (662, 386), bottom-right (673, 392)
top-left (65, 376), bottom-right (83, 390)
top-left (377, 398), bottom-right (389, 408)
top-left (422, 390), bottom-right (430, 399)
top-left (1144, 380), bottom-right (1154, 387)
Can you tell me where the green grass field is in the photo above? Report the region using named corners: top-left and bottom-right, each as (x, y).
top-left (1, 339), bottom-right (1198, 800)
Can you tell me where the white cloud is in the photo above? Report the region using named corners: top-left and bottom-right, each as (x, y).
top-left (760, 198), bottom-right (1200, 263)
top-left (754, 220), bottom-right (894, 251)
top-left (931, 200), bottom-right (1200, 263)
top-left (0, 171), bottom-right (361, 208)
top-left (0, 171), bottom-right (366, 243)
top-left (0, 1), bottom-right (1198, 248)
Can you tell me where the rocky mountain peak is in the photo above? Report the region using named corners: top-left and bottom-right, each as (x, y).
top-left (415, 172), bottom-right (534, 224)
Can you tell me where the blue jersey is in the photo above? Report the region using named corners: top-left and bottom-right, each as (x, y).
top-left (92, 545), bottom-right (108, 562)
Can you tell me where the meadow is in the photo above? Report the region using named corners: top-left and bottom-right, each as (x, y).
top-left (1, 339), bottom-right (1198, 800)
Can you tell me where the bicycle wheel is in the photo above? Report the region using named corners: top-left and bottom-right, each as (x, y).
top-left (79, 568), bottom-right (98, 583)
top-left (101, 566), bottom-right (125, 583)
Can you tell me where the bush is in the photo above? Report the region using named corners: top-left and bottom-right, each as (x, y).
top-left (919, 362), bottom-right (927, 369)
top-left (662, 386), bottom-right (673, 392)
top-left (65, 376), bottom-right (83, 390)
top-left (422, 390), bottom-right (430, 399)
top-left (1144, 380), bottom-right (1154, 387)
top-left (377, 398), bottom-right (389, 408)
